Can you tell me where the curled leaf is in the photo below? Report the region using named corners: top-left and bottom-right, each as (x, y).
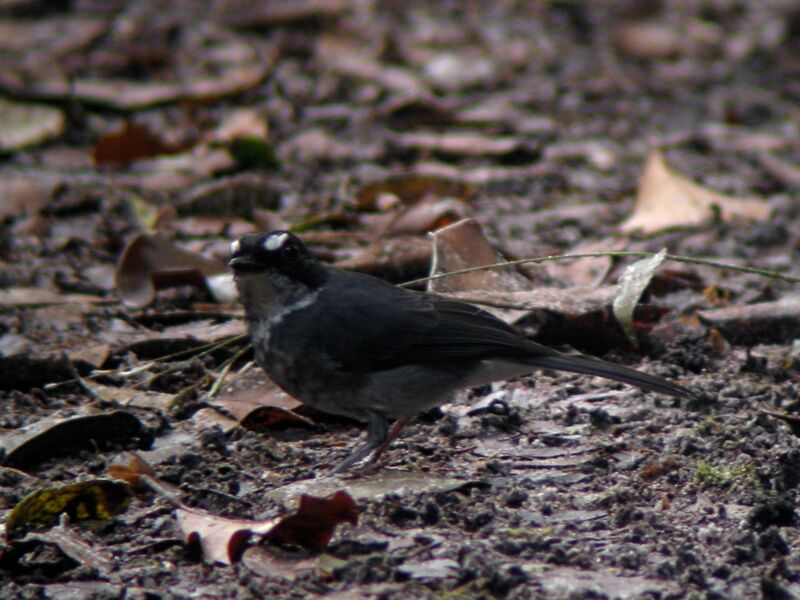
top-left (115, 234), bottom-right (227, 308)
top-left (612, 249), bottom-right (667, 347)
top-left (177, 491), bottom-right (357, 564)
top-left (3, 410), bottom-right (153, 471)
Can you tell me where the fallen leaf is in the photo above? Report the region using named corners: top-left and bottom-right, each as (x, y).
top-left (115, 234), bottom-right (228, 308)
top-left (266, 491), bottom-right (358, 549)
top-left (333, 236), bottom-right (432, 283)
top-left (428, 219), bottom-right (532, 294)
top-left (208, 370), bottom-right (311, 431)
top-left (0, 98), bottom-right (64, 151)
top-left (428, 218), bottom-right (533, 323)
top-left (443, 287), bottom-right (618, 318)
top-left (3, 410), bottom-right (153, 471)
top-left (356, 173), bottom-right (475, 210)
top-left (209, 108), bottom-right (269, 144)
top-left (267, 472), bottom-right (465, 507)
top-left (423, 50), bottom-right (497, 91)
top-left (177, 491), bottom-right (357, 564)
top-left (211, 369), bottom-right (301, 418)
top-left (397, 558), bottom-right (459, 580)
top-left (8, 522), bottom-right (112, 573)
top-left (0, 288), bottom-right (103, 307)
top-left (612, 249), bottom-right (667, 347)
top-left (5, 479), bottom-right (132, 540)
top-left (614, 20), bottom-right (682, 59)
top-left (107, 453), bottom-right (157, 489)
top-left (2, 27), bottom-right (277, 111)
top-left (242, 548), bottom-right (345, 581)
top-left (93, 122), bottom-right (177, 167)
top-left (85, 382), bottom-right (173, 412)
top-left (697, 296), bottom-right (800, 346)
top-left (0, 175), bottom-right (56, 220)
top-left (317, 33), bottom-right (426, 97)
top-left (393, 130), bottom-right (538, 160)
top-left (192, 408), bottom-right (240, 433)
top-left (621, 151), bottom-right (770, 233)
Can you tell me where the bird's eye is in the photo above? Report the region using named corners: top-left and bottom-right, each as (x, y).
top-left (282, 243), bottom-right (300, 262)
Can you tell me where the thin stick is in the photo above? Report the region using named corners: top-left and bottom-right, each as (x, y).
top-left (399, 251), bottom-right (800, 288)
top-left (207, 345), bottom-right (252, 399)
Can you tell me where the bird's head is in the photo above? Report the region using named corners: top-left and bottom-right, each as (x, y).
top-left (229, 231), bottom-right (327, 308)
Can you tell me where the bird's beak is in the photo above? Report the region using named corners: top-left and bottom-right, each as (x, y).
top-left (229, 256), bottom-right (262, 271)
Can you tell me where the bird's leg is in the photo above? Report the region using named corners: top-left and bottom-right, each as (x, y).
top-left (365, 416), bottom-right (410, 466)
top-left (328, 411), bottom-right (389, 475)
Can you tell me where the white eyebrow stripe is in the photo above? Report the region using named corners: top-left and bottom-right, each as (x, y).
top-left (264, 232), bottom-right (289, 251)
top-left (230, 239), bottom-right (241, 255)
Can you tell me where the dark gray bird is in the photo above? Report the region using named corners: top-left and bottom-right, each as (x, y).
top-left (230, 230), bottom-right (691, 473)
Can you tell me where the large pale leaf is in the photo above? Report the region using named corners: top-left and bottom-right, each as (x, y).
top-left (621, 151), bottom-right (769, 234)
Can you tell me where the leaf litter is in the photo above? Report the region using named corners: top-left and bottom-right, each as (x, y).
top-left (1, 2), bottom-right (800, 598)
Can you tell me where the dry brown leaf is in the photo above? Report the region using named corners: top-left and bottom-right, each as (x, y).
top-left (621, 151), bottom-right (770, 234)
top-left (429, 219), bottom-right (531, 295)
top-left (0, 98), bottom-right (64, 151)
top-left (317, 32), bottom-right (426, 97)
top-left (0, 176), bottom-right (56, 220)
top-left (393, 130), bottom-right (536, 159)
top-left (107, 453), bottom-right (157, 490)
top-left (697, 295), bottom-right (800, 346)
top-left (211, 370), bottom-right (301, 420)
top-left (429, 219), bottom-right (531, 323)
top-left (115, 234), bottom-right (228, 309)
top-left (356, 173), bottom-right (474, 210)
top-left (333, 235), bottom-right (432, 282)
top-left (177, 491), bottom-right (357, 564)
top-left (209, 369), bottom-right (311, 430)
top-left (2, 410), bottom-right (153, 471)
top-left (427, 219), bottom-right (623, 325)
top-left (0, 22), bottom-right (277, 111)
top-left (0, 288), bottom-right (103, 307)
top-left (443, 287), bottom-right (618, 319)
top-left (208, 108), bottom-right (268, 144)
top-left (428, 219), bottom-right (533, 293)
top-left (613, 21), bottom-right (682, 59)
top-left (93, 122), bottom-right (177, 167)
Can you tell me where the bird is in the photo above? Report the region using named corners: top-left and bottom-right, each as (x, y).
top-left (229, 230), bottom-right (692, 474)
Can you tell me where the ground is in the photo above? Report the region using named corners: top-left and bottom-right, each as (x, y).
top-left (1, 1), bottom-right (800, 598)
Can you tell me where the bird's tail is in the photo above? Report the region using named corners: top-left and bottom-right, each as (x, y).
top-left (529, 353), bottom-right (692, 398)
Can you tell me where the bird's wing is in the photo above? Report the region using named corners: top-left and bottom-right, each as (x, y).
top-left (306, 271), bottom-right (540, 372)
top-left (298, 270), bottom-right (691, 398)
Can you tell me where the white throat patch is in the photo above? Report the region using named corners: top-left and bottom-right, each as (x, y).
top-left (264, 232), bottom-right (289, 251)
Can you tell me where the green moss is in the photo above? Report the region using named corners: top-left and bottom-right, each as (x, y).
top-left (693, 460), bottom-right (753, 488)
top-left (503, 527), bottom-right (553, 538)
top-left (693, 417), bottom-right (717, 436)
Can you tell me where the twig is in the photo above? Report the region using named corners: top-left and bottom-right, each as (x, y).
top-left (399, 251), bottom-right (800, 288)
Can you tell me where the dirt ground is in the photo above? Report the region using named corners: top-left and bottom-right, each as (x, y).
top-left (2, 1), bottom-right (800, 598)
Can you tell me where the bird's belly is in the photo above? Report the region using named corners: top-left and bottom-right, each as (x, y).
top-left (256, 340), bottom-right (363, 419)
